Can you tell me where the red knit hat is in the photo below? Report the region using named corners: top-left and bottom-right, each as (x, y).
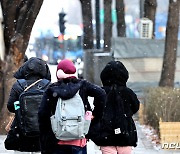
top-left (56, 59), bottom-right (77, 80)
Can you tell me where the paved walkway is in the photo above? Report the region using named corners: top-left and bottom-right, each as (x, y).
top-left (133, 121), bottom-right (180, 154)
top-left (1, 121), bottom-right (180, 154)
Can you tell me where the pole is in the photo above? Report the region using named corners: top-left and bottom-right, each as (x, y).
top-left (62, 34), bottom-right (65, 59)
top-left (140, 0), bottom-right (145, 18)
top-left (96, 0), bottom-right (100, 49)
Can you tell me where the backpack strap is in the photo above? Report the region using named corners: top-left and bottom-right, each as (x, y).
top-left (17, 79), bottom-right (50, 91)
top-left (24, 79), bottom-right (42, 91)
top-left (37, 79), bottom-right (50, 90)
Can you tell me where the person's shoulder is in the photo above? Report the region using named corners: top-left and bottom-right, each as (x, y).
top-left (48, 81), bottom-right (59, 88)
top-left (10, 80), bottom-right (25, 93)
top-left (81, 79), bottom-right (100, 86)
top-left (75, 78), bottom-right (87, 86)
top-left (123, 87), bottom-right (138, 96)
top-left (79, 79), bottom-right (88, 84)
top-left (40, 78), bottom-right (51, 84)
top-left (82, 80), bottom-right (105, 93)
top-left (123, 86), bottom-right (133, 92)
top-left (81, 79), bottom-right (99, 88)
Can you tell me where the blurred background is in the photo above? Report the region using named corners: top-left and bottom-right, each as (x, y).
top-left (26, 0), bottom-right (169, 64)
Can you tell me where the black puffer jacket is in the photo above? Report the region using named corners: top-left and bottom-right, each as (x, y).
top-left (38, 78), bottom-right (106, 154)
top-left (88, 61), bottom-right (140, 147)
top-left (5, 57), bottom-right (51, 152)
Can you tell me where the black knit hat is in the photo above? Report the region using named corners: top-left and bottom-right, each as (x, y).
top-left (100, 61), bottom-right (129, 86)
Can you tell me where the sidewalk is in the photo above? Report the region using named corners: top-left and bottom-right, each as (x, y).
top-left (133, 121), bottom-right (180, 154)
top-left (1, 121), bottom-right (180, 154)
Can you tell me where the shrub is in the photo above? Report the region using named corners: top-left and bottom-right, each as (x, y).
top-left (143, 87), bottom-right (180, 132)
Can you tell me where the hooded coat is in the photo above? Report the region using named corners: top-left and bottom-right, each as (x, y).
top-left (88, 61), bottom-right (140, 147)
top-left (5, 57), bottom-right (51, 152)
top-left (38, 78), bottom-right (106, 154)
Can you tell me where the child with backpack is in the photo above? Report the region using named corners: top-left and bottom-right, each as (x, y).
top-left (4, 57), bottom-right (51, 153)
top-left (87, 61), bottom-right (140, 154)
top-left (38, 59), bottom-right (106, 154)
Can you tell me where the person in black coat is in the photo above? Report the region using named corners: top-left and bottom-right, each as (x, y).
top-left (4, 57), bottom-right (51, 152)
top-left (88, 61), bottom-right (140, 154)
top-left (38, 59), bottom-right (106, 154)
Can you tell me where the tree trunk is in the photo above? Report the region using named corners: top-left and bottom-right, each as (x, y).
top-left (80, 0), bottom-right (93, 49)
top-left (144, 0), bottom-right (157, 38)
top-left (116, 0), bottom-right (126, 37)
top-left (104, 0), bottom-right (112, 51)
top-left (0, 60), bottom-right (4, 111)
top-left (0, 0), bottom-right (44, 134)
top-left (159, 0), bottom-right (180, 87)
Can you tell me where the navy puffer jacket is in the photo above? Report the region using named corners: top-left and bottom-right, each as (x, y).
top-left (38, 78), bottom-right (106, 154)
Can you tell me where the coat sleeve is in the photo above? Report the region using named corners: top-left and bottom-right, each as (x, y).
top-left (127, 88), bottom-right (140, 114)
top-left (7, 82), bottom-right (22, 113)
top-left (38, 89), bottom-right (52, 132)
top-left (38, 88), bottom-right (58, 154)
top-left (84, 80), bottom-right (106, 118)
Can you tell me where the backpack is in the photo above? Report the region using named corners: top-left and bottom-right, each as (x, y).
top-left (88, 85), bottom-right (137, 146)
top-left (50, 90), bottom-right (91, 141)
top-left (16, 79), bottom-right (50, 137)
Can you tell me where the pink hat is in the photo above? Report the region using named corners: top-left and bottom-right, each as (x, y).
top-left (56, 59), bottom-right (77, 80)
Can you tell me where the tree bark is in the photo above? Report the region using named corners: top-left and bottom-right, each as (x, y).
top-left (116, 0), bottom-right (126, 37)
top-left (0, 0), bottom-right (44, 134)
top-left (159, 0), bottom-right (180, 87)
top-left (80, 0), bottom-right (93, 49)
top-left (0, 60), bottom-right (4, 111)
top-left (104, 0), bottom-right (112, 51)
top-left (144, 0), bottom-right (157, 38)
